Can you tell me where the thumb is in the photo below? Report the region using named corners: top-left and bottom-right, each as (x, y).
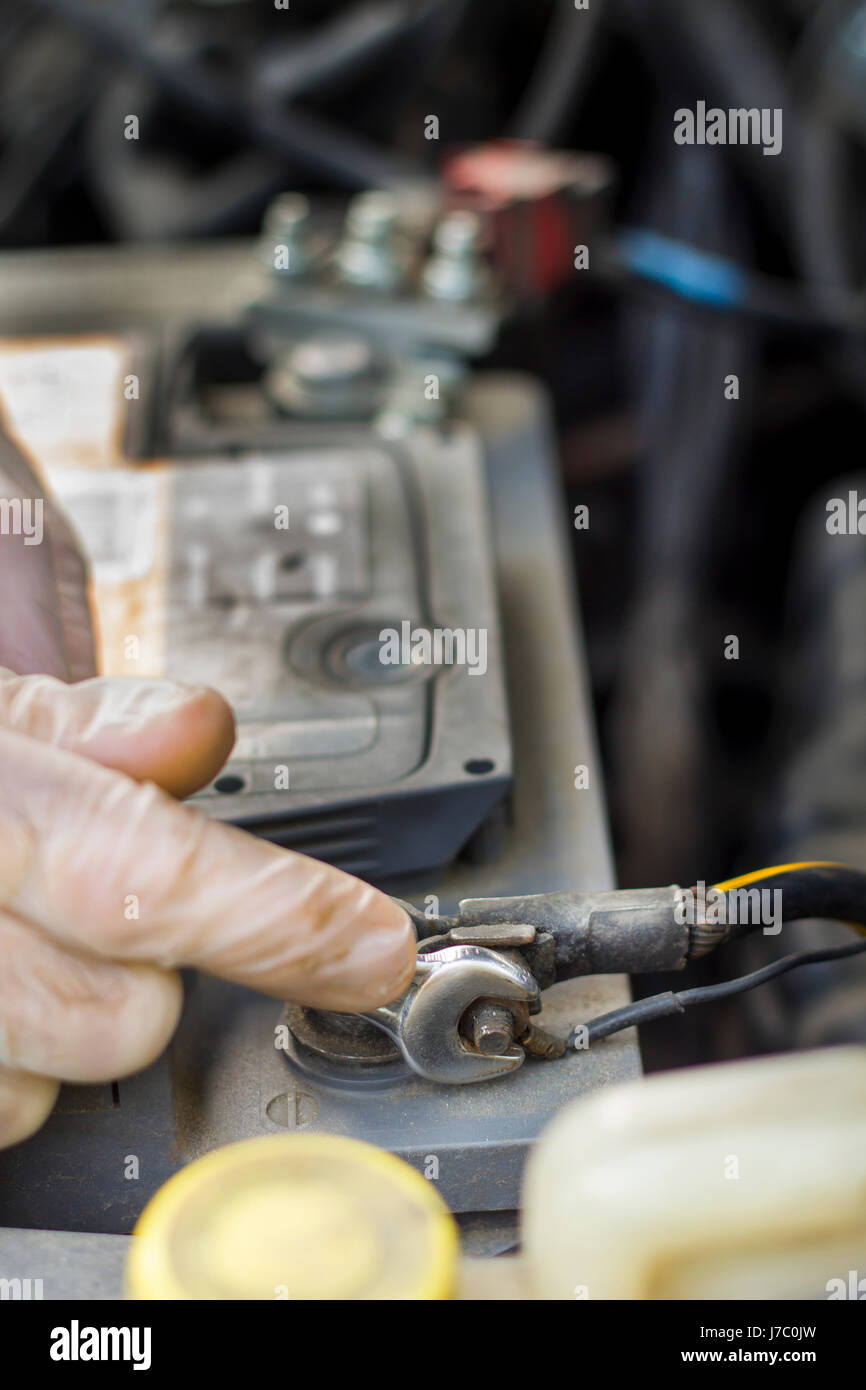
top-left (0, 670), bottom-right (235, 798)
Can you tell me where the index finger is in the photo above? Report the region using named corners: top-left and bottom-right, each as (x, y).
top-left (0, 726), bottom-right (416, 1012)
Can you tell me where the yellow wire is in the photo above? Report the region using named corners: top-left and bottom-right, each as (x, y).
top-left (711, 861), bottom-right (866, 939)
top-left (712, 860), bottom-right (844, 892)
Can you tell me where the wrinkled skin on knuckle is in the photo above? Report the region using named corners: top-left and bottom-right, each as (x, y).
top-left (20, 771), bottom-right (178, 958)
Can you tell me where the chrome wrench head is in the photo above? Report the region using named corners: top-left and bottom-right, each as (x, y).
top-left (362, 944), bottom-right (540, 1084)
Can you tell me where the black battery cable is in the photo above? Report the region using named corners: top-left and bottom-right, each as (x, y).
top-left (574, 861), bottom-right (866, 1047)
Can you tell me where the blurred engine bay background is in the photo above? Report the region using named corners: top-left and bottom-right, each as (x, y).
top-left (2, 0), bottom-right (866, 1074)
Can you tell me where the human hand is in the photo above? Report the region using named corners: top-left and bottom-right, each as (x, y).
top-left (0, 671), bottom-right (415, 1149)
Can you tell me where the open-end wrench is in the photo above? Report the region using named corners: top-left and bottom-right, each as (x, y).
top-left (361, 943), bottom-right (540, 1084)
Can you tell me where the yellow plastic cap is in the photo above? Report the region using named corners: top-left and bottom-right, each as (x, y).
top-left (126, 1134), bottom-right (458, 1301)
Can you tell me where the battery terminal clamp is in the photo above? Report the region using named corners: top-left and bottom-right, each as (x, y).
top-left (354, 886), bottom-right (688, 1084)
top-left (285, 864), bottom-right (866, 1085)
